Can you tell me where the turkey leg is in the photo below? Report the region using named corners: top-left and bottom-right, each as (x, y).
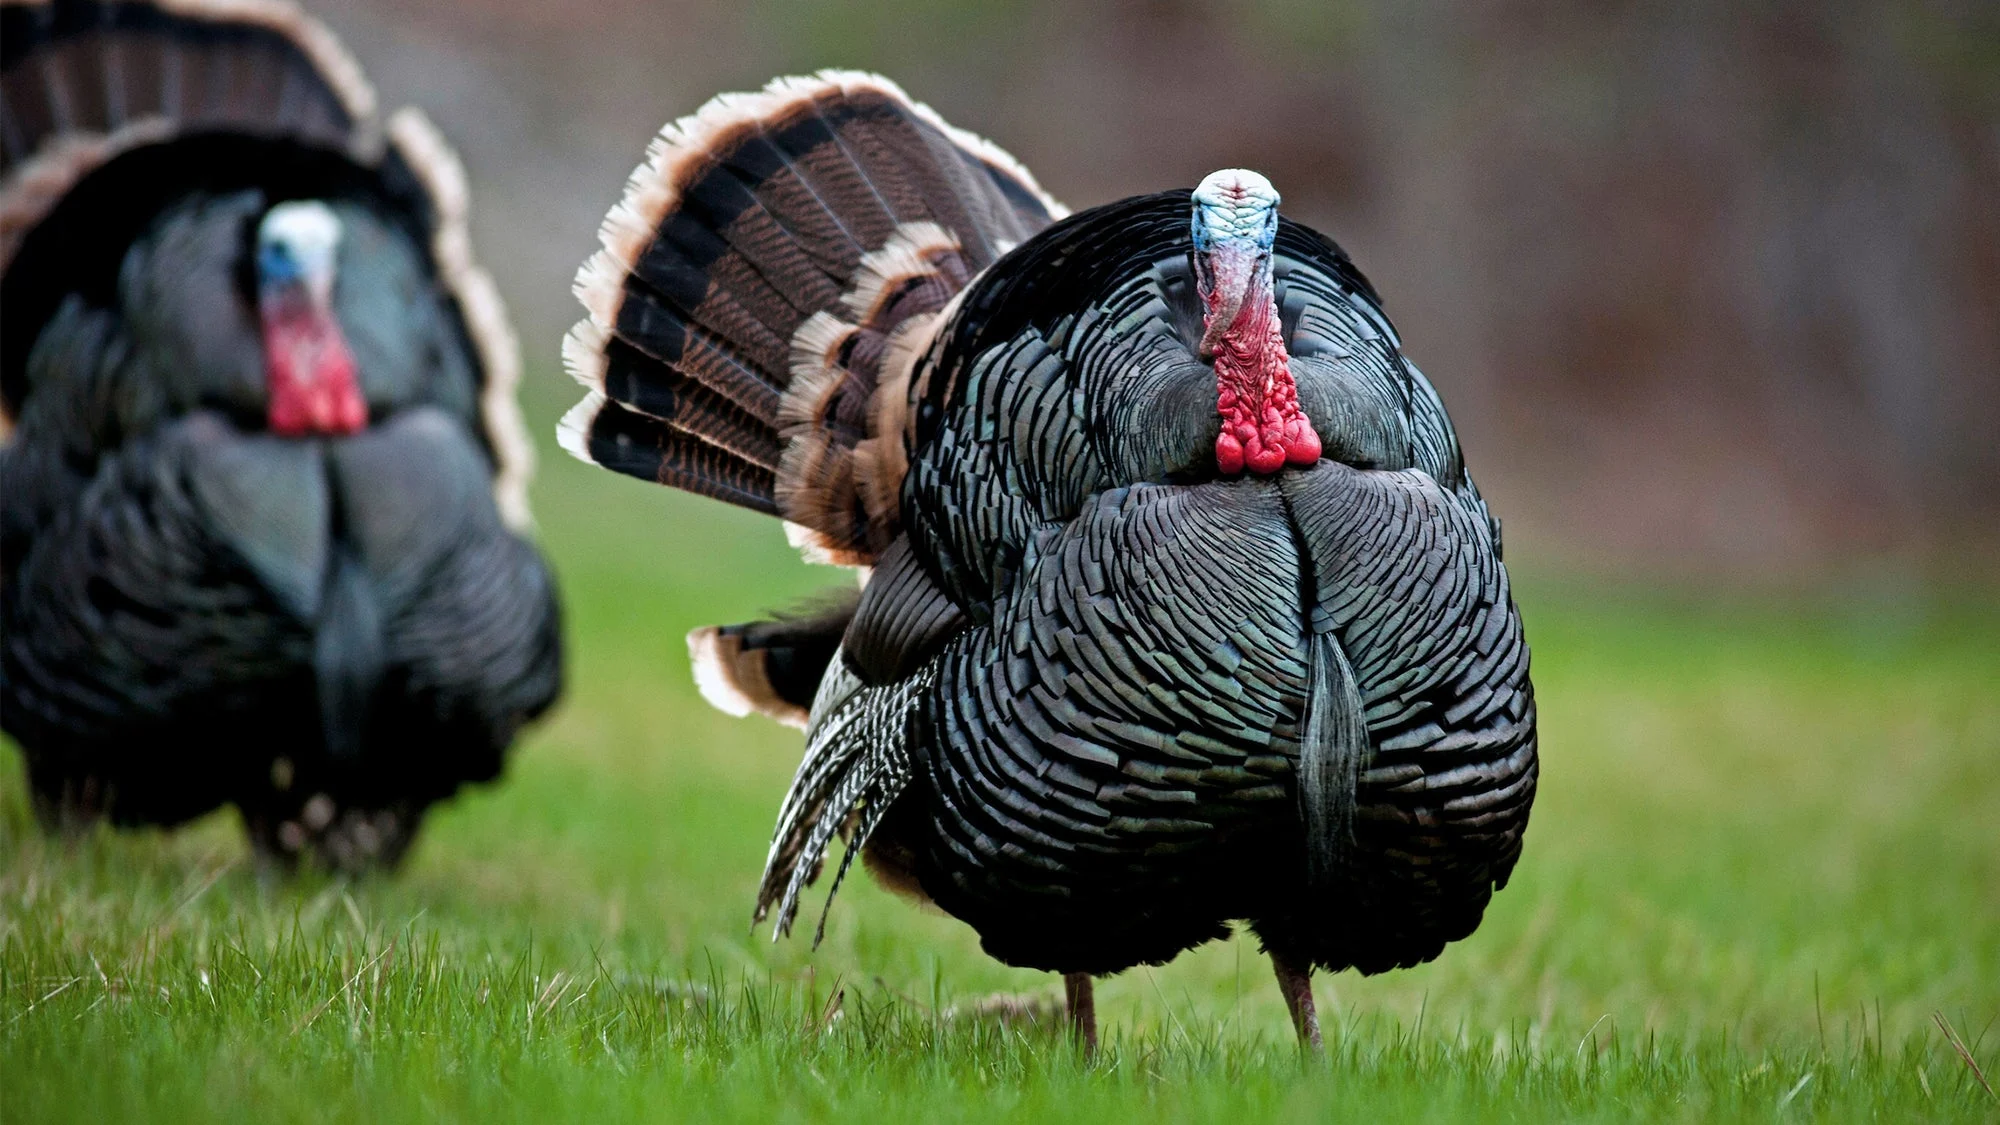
top-left (1063, 972), bottom-right (1097, 1056)
top-left (1270, 952), bottom-right (1323, 1050)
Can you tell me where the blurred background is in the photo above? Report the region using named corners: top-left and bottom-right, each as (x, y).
top-left (7, 7), bottom-right (1998, 1113)
top-left (312, 0), bottom-right (2000, 584)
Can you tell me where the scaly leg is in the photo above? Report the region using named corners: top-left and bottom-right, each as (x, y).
top-left (1270, 951), bottom-right (1323, 1050)
top-left (1063, 972), bottom-right (1097, 1056)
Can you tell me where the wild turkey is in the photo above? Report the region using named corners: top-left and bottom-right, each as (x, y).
top-left (561, 72), bottom-right (1534, 1048)
top-left (1, 0), bottom-right (563, 870)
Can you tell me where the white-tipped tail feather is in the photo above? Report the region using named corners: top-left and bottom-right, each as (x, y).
top-left (687, 626), bottom-right (810, 730)
top-left (687, 627), bottom-right (757, 719)
top-left (555, 391), bottom-right (605, 468)
top-left (2, 0), bottom-right (377, 276)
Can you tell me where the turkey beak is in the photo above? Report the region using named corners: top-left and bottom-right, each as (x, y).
top-left (1196, 242), bottom-right (1262, 361)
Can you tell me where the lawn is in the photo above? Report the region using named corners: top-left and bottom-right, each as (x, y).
top-left (2, 382), bottom-right (1996, 1122)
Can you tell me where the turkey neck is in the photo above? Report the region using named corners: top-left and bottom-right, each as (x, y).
top-left (261, 286), bottom-right (365, 437)
top-left (1201, 253), bottom-right (1321, 476)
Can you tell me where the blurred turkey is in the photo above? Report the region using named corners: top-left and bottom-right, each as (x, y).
top-left (1, 0), bottom-right (563, 870)
top-left (562, 72), bottom-right (1534, 1048)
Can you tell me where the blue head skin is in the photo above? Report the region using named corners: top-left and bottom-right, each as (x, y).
top-left (1190, 169), bottom-right (1281, 360)
top-left (256, 200), bottom-right (341, 308)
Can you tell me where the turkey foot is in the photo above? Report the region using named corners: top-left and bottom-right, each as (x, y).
top-left (25, 767), bottom-right (110, 838)
top-left (244, 790), bottom-right (423, 873)
top-left (1270, 952), bottom-right (1322, 1050)
top-left (946, 991), bottom-right (1057, 1025)
top-left (1063, 972), bottom-right (1098, 1057)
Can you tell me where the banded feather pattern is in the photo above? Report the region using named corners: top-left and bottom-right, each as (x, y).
top-left (688, 592), bottom-right (859, 729)
top-left (754, 656), bottom-right (936, 945)
top-left (559, 70), bottom-right (1064, 566)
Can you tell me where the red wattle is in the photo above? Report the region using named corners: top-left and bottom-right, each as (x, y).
top-left (263, 305), bottom-right (366, 437)
top-left (1205, 277), bottom-right (1321, 476)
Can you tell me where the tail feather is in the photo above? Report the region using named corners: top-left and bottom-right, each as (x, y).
top-left (380, 107), bottom-right (534, 531)
top-left (816, 91), bottom-right (1035, 265)
top-left (558, 392), bottom-right (777, 514)
top-left (0, 0), bottom-right (375, 138)
top-left (600, 338), bottom-right (782, 469)
top-left (567, 298), bottom-right (783, 423)
top-left (707, 128), bottom-right (871, 277)
top-left (562, 69), bottom-right (1065, 569)
top-left (686, 591), bottom-right (859, 729)
top-left (680, 158), bottom-right (846, 307)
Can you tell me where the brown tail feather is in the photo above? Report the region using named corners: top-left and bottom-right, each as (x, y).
top-left (600, 338), bottom-right (782, 470)
top-left (562, 70), bottom-right (1065, 567)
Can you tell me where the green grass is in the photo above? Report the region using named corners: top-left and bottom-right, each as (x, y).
top-left (4, 387), bottom-right (1998, 1122)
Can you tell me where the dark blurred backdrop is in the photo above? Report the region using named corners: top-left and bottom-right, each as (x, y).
top-left (312, 0), bottom-right (2000, 581)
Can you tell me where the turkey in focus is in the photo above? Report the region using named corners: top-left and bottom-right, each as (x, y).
top-left (0, 0), bottom-right (563, 870)
top-left (560, 72), bottom-right (1534, 1048)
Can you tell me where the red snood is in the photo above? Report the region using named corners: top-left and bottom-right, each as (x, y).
top-left (262, 290), bottom-right (365, 437)
top-left (1201, 252), bottom-right (1321, 475)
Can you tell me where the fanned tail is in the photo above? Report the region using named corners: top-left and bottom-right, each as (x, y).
top-left (560, 70), bottom-right (1066, 567)
top-left (563, 70), bottom-right (1065, 936)
top-left (752, 656), bottom-right (935, 944)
